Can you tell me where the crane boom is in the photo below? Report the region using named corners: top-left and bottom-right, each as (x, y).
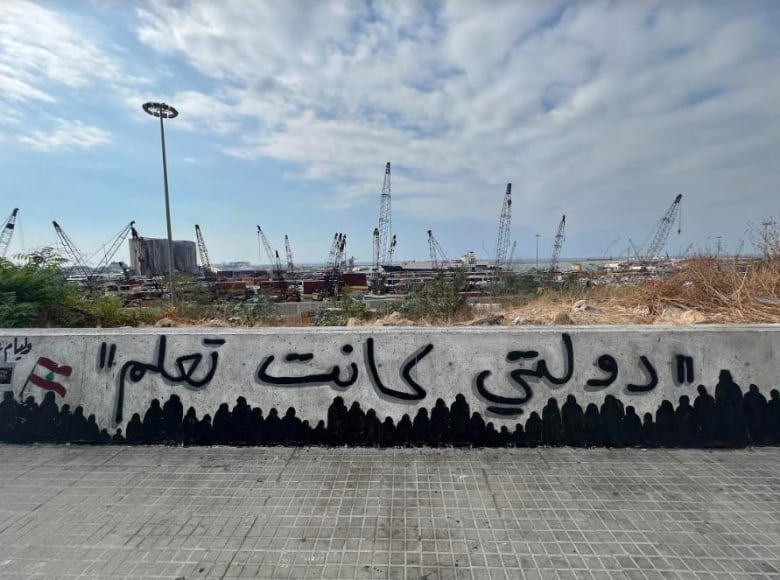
top-left (377, 162), bottom-right (392, 265)
top-left (52, 221), bottom-right (93, 285)
top-left (0, 208), bottom-right (19, 258)
top-left (257, 225), bottom-right (283, 282)
top-left (643, 194), bottom-right (682, 261)
top-left (628, 238), bottom-right (642, 261)
top-left (195, 224), bottom-right (214, 280)
top-left (324, 233), bottom-right (346, 297)
top-left (549, 215), bottom-right (566, 273)
top-left (284, 235), bottom-right (294, 272)
top-left (508, 241), bottom-right (517, 266)
top-left (371, 228), bottom-right (380, 293)
top-left (388, 234), bottom-right (397, 266)
top-left (94, 220), bottom-right (135, 275)
top-left (494, 183), bottom-right (512, 271)
top-left (427, 229), bottom-right (449, 271)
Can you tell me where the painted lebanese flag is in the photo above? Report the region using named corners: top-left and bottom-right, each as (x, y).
top-left (28, 357), bottom-right (72, 397)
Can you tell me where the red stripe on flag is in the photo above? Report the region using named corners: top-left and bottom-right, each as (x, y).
top-left (29, 374), bottom-right (67, 397)
top-left (35, 357), bottom-right (72, 377)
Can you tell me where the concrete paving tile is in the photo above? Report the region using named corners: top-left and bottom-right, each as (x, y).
top-left (0, 445), bottom-right (779, 579)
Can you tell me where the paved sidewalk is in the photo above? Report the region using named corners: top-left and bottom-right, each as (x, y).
top-left (0, 446), bottom-right (778, 580)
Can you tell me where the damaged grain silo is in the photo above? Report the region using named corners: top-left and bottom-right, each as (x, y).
top-left (129, 227), bottom-right (197, 277)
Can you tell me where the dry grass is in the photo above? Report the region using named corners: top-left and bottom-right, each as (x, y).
top-left (643, 257), bottom-right (780, 323)
top-left (445, 257), bottom-right (780, 327)
top-left (142, 258), bottom-right (779, 328)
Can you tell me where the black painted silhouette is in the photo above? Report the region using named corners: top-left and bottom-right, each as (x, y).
top-left (744, 384), bottom-right (768, 445)
top-left (213, 402), bottom-right (231, 444)
top-left (583, 403), bottom-right (603, 447)
top-left (715, 370), bottom-right (747, 447)
top-left (674, 396), bottom-right (696, 447)
top-left (561, 394), bottom-right (584, 446)
top-left (430, 398), bottom-right (450, 446)
top-left (1, 367), bottom-right (776, 449)
top-left (767, 390), bottom-right (780, 444)
top-left (525, 412), bottom-right (542, 447)
top-left (693, 385), bottom-right (718, 446)
top-left (623, 406), bottom-right (641, 447)
top-left (600, 395), bottom-right (624, 447)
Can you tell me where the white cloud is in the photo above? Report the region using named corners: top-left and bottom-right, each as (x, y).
top-left (19, 120), bottom-right (112, 151)
top-left (5, 1), bottom-right (777, 253)
top-left (0, 0), bottom-right (140, 151)
top-left (131, 0), bottom-right (779, 240)
top-left (0, 0), bottom-right (123, 97)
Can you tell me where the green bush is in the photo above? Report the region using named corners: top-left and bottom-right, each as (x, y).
top-left (400, 269), bottom-right (469, 320)
top-left (0, 250), bottom-right (83, 327)
top-left (313, 294), bottom-right (367, 326)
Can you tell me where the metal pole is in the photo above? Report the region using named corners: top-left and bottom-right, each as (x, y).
top-left (159, 114), bottom-right (176, 303)
top-left (535, 234), bottom-right (540, 270)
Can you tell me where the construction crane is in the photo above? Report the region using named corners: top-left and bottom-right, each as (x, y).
top-left (628, 239), bottom-right (643, 262)
top-left (257, 225), bottom-right (284, 282)
top-left (549, 215), bottom-right (566, 273)
top-left (324, 233), bottom-right (346, 297)
top-left (507, 241), bottom-right (517, 267)
top-left (0, 208), bottom-right (19, 258)
top-left (427, 229), bottom-right (450, 271)
top-left (284, 235), bottom-right (294, 273)
top-left (52, 221), bottom-right (93, 284)
top-left (118, 262), bottom-right (133, 282)
top-left (52, 220), bottom-right (134, 288)
top-left (377, 162), bottom-right (392, 265)
top-left (371, 228), bottom-right (381, 293)
top-left (387, 234), bottom-right (397, 265)
top-left (494, 183), bottom-right (512, 271)
top-left (643, 194), bottom-right (682, 261)
top-left (194, 224), bottom-right (215, 281)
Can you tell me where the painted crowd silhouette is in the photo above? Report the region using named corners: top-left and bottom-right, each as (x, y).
top-left (0, 370), bottom-right (778, 448)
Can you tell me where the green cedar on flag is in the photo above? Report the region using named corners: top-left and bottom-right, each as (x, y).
top-left (27, 357), bottom-right (72, 397)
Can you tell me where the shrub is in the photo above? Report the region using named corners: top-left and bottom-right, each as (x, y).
top-left (400, 269), bottom-right (469, 320)
top-left (0, 250), bottom-right (83, 327)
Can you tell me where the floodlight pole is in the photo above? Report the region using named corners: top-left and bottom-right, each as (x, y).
top-left (143, 101), bottom-right (179, 303)
top-left (535, 234), bottom-right (540, 270)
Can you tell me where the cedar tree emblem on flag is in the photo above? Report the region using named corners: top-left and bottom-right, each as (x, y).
top-left (26, 357), bottom-right (72, 397)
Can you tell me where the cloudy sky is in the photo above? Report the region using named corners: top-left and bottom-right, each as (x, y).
top-left (1, 0), bottom-right (778, 265)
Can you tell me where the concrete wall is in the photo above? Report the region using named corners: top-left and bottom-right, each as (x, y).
top-left (0, 326), bottom-right (776, 434)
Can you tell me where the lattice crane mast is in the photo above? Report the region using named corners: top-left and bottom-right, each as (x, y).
top-left (52, 220), bottom-right (94, 286)
top-left (284, 235), bottom-right (294, 273)
top-left (377, 162), bottom-right (392, 265)
top-left (507, 241), bottom-right (517, 267)
top-left (643, 194), bottom-right (682, 261)
top-left (337, 235), bottom-right (347, 271)
top-left (194, 224), bottom-right (215, 281)
top-left (628, 238), bottom-right (643, 262)
top-left (324, 233), bottom-right (346, 297)
top-left (0, 208), bottom-right (19, 258)
top-left (52, 219), bottom-right (134, 288)
top-left (388, 235), bottom-right (397, 265)
top-left (257, 225), bottom-right (284, 283)
top-left (427, 230), bottom-right (449, 271)
top-left (371, 228), bottom-right (381, 293)
top-left (96, 221), bottom-right (135, 276)
top-left (325, 233), bottom-right (340, 271)
top-left (494, 183), bottom-right (512, 271)
top-left (549, 215), bottom-right (566, 273)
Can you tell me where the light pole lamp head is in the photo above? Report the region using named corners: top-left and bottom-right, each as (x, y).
top-left (142, 101), bottom-right (178, 119)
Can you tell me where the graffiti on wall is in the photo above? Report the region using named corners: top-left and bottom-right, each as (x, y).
top-left (0, 336), bottom-right (34, 390)
top-left (0, 330), bottom-right (775, 448)
top-left (94, 332), bottom-right (701, 419)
